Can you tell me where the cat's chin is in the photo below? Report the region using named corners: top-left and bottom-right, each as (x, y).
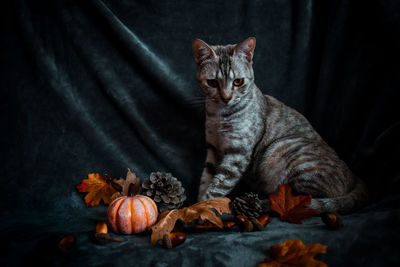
top-left (218, 96), bottom-right (242, 106)
top-left (224, 98), bottom-right (241, 107)
top-left (206, 96), bottom-right (241, 107)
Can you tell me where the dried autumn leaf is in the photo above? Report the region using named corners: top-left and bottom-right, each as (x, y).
top-left (112, 168), bottom-right (141, 196)
top-left (269, 184), bottom-right (319, 224)
top-left (258, 239), bottom-right (327, 267)
top-left (76, 173), bottom-right (117, 206)
top-left (151, 198), bottom-right (231, 244)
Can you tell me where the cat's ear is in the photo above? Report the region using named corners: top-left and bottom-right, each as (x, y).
top-left (234, 37), bottom-right (256, 62)
top-left (192, 39), bottom-right (216, 64)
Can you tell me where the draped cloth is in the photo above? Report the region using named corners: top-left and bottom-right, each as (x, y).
top-left (1, 0), bottom-right (399, 266)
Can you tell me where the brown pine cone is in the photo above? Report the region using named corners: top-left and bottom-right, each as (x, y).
top-left (232, 192), bottom-right (266, 219)
top-left (142, 172), bottom-right (186, 213)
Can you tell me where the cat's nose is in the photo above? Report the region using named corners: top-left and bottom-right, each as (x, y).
top-left (222, 97), bottom-right (232, 103)
top-left (220, 89), bottom-right (232, 103)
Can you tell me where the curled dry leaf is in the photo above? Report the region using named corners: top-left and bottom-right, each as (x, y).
top-left (112, 168), bottom-right (141, 196)
top-left (258, 239), bottom-right (327, 267)
top-left (151, 198), bottom-right (231, 244)
top-left (269, 184), bottom-right (320, 224)
top-left (108, 168), bottom-right (143, 201)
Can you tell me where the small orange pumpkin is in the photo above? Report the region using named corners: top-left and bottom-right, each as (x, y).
top-left (107, 195), bottom-right (158, 234)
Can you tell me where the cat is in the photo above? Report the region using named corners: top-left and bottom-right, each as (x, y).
top-left (193, 37), bottom-right (368, 214)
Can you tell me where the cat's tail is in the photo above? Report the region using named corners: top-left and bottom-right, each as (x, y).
top-left (308, 177), bottom-right (368, 215)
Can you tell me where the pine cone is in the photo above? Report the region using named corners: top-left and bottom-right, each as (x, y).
top-left (142, 172), bottom-right (186, 213)
top-left (232, 192), bottom-right (265, 219)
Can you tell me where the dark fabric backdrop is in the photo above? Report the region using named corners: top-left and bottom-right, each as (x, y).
top-left (1, 0), bottom-right (400, 266)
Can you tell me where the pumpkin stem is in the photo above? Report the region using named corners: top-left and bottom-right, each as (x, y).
top-left (128, 181), bottom-right (141, 196)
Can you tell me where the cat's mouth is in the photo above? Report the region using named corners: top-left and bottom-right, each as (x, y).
top-left (209, 94), bottom-right (241, 105)
top-left (222, 95), bottom-right (240, 105)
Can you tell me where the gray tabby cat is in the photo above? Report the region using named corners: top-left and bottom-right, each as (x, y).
top-left (193, 37), bottom-right (368, 214)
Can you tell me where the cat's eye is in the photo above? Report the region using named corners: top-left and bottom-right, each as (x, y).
top-left (233, 78), bottom-right (244, 86)
top-left (207, 79), bottom-right (219, 88)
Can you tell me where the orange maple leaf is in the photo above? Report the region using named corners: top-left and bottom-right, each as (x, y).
top-left (269, 184), bottom-right (319, 224)
top-left (258, 239), bottom-right (327, 267)
top-left (76, 173), bottom-right (117, 206)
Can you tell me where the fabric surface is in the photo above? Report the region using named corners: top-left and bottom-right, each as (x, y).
top-left (1, 0), bottom-right (400, 266)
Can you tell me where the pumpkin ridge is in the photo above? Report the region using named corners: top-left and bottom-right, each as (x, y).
top-left (112, 197), bottom-right (125, 234)
top-left (139, 198), bottom-right (149, 229)
top-left (144, 195), bottom-right (157, 216)
top-left (130, 197), bottom-right (135, 234)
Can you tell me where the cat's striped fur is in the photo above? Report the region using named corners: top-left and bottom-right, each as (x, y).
top-left (193, 37), bottom-right (368, 214)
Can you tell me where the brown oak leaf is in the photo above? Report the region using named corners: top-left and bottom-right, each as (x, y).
top-left (112, 168), bottom-right (141, 197)
top-left (151, 198), bottom-right (231, 244)
top-left (258, 239), bottom-right (327, 267)
top-left (269, 184), bottom-right (319, 224)
top-left (76, 173), bottom-right (117, 206)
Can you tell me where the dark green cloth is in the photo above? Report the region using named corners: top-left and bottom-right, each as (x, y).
top-left (1, 0), bottom-right (400, 266)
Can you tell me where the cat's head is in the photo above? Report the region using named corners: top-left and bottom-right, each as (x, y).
top-left (192, 37), bottom-right (256, 105)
